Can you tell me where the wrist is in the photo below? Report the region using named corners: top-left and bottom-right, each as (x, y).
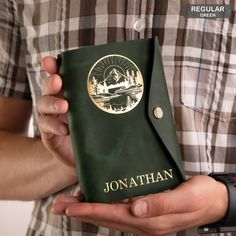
top-left (213, 179), bottom-right (228, 221)
top-left (61, 162), bottom-right (77, 180)
top-left (53, 154), bottom-right (77, 180)
top-left (198, 173), bottom-right (236, 234)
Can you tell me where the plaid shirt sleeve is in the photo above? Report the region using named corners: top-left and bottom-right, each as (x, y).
top-left (0, 0), bottom-right (31, 100)
top-left (4, 1), bottom-right (236, 236)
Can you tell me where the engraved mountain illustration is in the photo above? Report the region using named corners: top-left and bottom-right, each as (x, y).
top-left (102, 68), bottom-right (126, 86)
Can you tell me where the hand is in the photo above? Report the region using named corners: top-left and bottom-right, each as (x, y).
top-left (37, 56), bottom-right (75, 167)
top-left (52, 175), bottom-right (228, 236)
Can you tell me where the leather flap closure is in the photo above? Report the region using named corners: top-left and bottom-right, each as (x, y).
top-left (148, 37), bottom-right (186, 180)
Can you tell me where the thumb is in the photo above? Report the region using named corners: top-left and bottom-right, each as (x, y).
top-left (131, 193), bottom-right (173, 218)
top-left (131, 181), bottom-right (195, 217)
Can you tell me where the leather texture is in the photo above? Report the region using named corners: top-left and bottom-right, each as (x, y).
top-left (59, 38), bottom-right (186, 203)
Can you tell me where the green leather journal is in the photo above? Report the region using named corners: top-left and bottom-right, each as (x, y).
top-left (58, 37), bottom-right (186, 203)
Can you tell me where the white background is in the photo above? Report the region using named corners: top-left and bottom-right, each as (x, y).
top-left (0, 123), bottom-right (34, 236)
top-left (0, 201), bottom-right (33, 236)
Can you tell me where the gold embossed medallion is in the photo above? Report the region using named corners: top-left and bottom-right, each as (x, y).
top-left (87, 54), bottom-right (144, 114)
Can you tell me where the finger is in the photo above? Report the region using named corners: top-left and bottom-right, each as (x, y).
top-left (42, 74), bottom-right (62, 96)
top-left (65, 202), bottom-right (197, 236)
top-left (63, 201), bottom-right (144, 234)
top-left (38, 115), bottom-right (69, 137)
top-left (37, 96), bottom-right (68, 115)
top-left (65, 202), bottom-right (154, 231)
top-left (119, 198), bottom-right (131, 204)
top-left (52, 202), bottom-right (71, 215)
top-left (66, 202), bottom-right (134, 223)
top-left (52, 196), bottom-right (79, 214)
top-left (58, 114), bottom-right (68, 124)
top-left (41, 56), bottom-right (58, 74)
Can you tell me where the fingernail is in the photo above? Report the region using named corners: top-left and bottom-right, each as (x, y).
top-left (49, 102), bottom-right (59, 111)
top-left (65, 208), bottom-right (70, 216)
top-left (133, 200), bottom-right (148, 217)
top-left (52, 199), bottom-right (57, 205)
top-left (60, 124), bottom-right (68, 135)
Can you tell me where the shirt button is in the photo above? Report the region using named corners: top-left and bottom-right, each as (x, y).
top-left (132, 18), bottom-right (145, 32)
top-left (153, 106), bottom-right (163, 119)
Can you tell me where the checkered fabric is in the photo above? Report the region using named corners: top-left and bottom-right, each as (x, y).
top-left (0, 0), bottom-right (236, 235)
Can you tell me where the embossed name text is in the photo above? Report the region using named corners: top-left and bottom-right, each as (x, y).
top-left (104, 169), bottom-right (174, 193)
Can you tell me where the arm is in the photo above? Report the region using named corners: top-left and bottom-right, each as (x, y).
top-left (0, 1), bottom-right (76, 200)
top-left (0, 79), bottom-right (76, 201)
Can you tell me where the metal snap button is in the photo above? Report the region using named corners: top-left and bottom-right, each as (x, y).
top-left (153, 107), bottom-right (163, 119)
top-left (132, 18), bottom-right (145, 32)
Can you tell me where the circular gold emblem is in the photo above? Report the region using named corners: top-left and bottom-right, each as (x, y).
top-left (87, 54), bottom-right (144, 114)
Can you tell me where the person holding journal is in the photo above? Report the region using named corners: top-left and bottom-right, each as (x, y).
top-left (0, 0), bottom-right (235, 235)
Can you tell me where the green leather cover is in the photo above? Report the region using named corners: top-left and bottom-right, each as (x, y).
top-left (58, 37), bottom-right (186, 203)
